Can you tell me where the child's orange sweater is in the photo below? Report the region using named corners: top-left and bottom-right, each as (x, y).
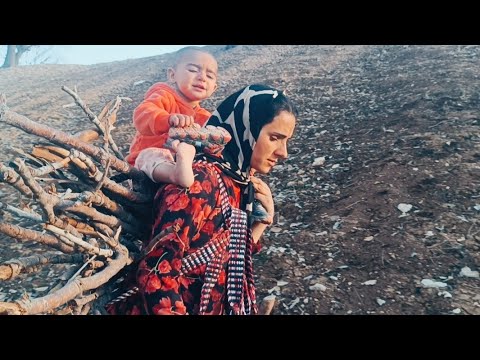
top-left (126, 83), bottom-right (211, 166)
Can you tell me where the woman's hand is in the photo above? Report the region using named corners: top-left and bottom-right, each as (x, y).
top-left (251, 176), bottom-right (274, 225)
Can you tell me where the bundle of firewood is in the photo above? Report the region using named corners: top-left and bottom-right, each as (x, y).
top-left (0, 87), bottom-right (155, 315)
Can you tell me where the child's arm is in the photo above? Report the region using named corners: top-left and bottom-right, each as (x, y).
top-left (134, 89), bottom-right (194, 135)
top-left (133, 93), bottom-right (173, 135)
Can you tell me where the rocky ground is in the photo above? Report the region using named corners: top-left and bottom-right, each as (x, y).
top-left (1, 45), bottom-right (479, 314)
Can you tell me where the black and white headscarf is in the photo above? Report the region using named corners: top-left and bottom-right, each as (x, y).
top-left (200, 84), bottom-right (281, 216)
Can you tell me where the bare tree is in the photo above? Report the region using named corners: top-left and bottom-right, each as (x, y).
top-left (1, 45), bottom-right (56, 68)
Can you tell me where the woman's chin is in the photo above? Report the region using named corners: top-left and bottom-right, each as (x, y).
top-left (258, 166), bottom-right (272, 174)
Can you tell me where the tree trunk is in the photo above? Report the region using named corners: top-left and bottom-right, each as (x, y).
top-left (15, 45), bottom-right (33, 66)
top-left (2, 45), bottom-right (17, 68)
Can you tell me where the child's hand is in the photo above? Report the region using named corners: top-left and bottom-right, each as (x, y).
top-left (169, 114), bottom-right (195, 127)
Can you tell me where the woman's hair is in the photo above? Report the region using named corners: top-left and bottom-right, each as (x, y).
top-left (249, 85), bottom-right (298, 140)
top-left (269, 89), bottom-right (299, 122)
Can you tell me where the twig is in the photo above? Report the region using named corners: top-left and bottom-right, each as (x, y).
top-left (0, 107), bottom-right (144, 180)
top-left (428, 120), bottom-right (446, 129)
top-left (0, 221), bottom-right (75, 253)
top-left (0, 253), bottom-right (85, 281)
top-left (13, 158), bottom-right (56, 223)
top-left (30, 156), bottom-right (72, 177)
top-left (0, 201), bottom-right (43, 222)
top-left (94, 158), bottom-right (110, 192)
top-left (67, 255), bottom-right (97, 284)
top-left (0, 162), bottom-right (32, 196)
top-left (61, 86), bottom-right (124, 159)
top-left (45, 224), bottom-right (113, 258)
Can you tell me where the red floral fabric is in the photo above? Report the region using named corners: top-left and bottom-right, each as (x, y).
top-left (106, 161), bottom-right (261, 315)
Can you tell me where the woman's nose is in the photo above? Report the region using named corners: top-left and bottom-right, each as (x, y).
top-left (276, 142), bottom-right (288, 159)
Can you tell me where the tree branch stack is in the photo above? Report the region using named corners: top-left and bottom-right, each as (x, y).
top-left (0, 88), bottom-right (154, 315)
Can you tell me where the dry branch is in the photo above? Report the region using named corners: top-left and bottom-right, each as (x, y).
top-left (0, 253), bottom-right (86, 281)
top-left (0, 105), bottom-right (145, 181)
top-left (61, 86), bottom-right (124, 159)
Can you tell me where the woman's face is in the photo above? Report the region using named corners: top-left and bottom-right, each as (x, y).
top-left (250, 110), bottom-right (296, 174)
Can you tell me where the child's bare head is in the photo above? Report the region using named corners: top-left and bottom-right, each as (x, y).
top-left (172, 46), bottom-right (216, 68)
top-left (167, 46), bottom-right (218, 107)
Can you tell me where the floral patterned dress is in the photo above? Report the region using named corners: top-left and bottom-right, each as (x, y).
top-left (106, 161), bottom-right (259, 315)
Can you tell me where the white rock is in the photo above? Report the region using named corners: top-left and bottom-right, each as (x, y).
top-left (277, 280), bottom-right (289, 287)
top-left (451, 308), bottom-right (462, 314)
top-left (312, 157), bottom-right (326, 167)
top-left (362, 280), bottom-right (377, 286)
top-left (397, 203), bottom-right (413, 213)
top-left (437, 291), bottom-right (452, 298)
top-left (309, 283), bottom-right (327, 291)
top-left (460, 266), bottom-right (479, 278)
top-left (268, 286), bottom-right (280, 294)
top-left (363, 236), bottom-right (374, 242)
top-left (34, 286), bottom-right (49, 292)
top-left (421, 279), bottom-right (448, 288)
top-left (288, 298), bottom-right (300, 309)
top-left (376, 298), bottom-right (386, 306)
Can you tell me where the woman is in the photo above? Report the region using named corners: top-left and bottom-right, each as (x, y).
top-left (108, 84), bottom-right (297, 315)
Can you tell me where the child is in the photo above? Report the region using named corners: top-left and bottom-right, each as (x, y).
top-left (130, 48), bottom-right (270, 224)
top-left (126, 46), bottom-right (218, 188)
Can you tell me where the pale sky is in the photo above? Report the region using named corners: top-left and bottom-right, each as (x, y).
top-left (13, 45), bottom-right (200, 65)
top-left (54, 45), bottom-right (198, 65)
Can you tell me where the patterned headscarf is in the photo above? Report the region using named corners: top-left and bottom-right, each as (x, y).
top-left (200, 84), bottom-right (282, 217)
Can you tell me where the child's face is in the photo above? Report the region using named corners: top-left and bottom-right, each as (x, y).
top-left (168, 51), bottom-right (218, 106)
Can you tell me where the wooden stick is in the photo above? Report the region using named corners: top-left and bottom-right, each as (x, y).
top-left (0, 106), bottom-right (144, 181)
top-left (0, 254), bottom-right (85, 281)
top-left (0, 221), bottom-right (75, 253)
top-left (61, 86), bottom-right (124, 159)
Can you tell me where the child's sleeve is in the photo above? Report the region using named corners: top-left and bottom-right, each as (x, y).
top-left (133, 91), bottom-right (173, 136)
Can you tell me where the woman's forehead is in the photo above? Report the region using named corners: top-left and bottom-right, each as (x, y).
top-left (264, 111), bottom-right (296, 137)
